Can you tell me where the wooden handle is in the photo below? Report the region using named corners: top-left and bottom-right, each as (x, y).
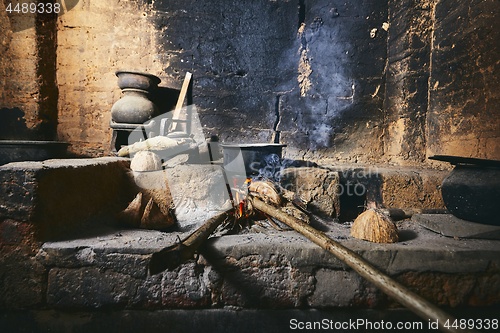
top-left (169, 72), bottom-right (192, 132)
top-left (250, 196), bottom-right (477, 333)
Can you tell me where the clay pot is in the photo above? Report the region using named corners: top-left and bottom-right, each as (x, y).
top-left (441, 164), bottom-right (500, 225)
top-left (116, 71), bottom-right (161, 91)
top-left (430, 155), bottom-right (500, 225)
top-left (111, 89), bottom-right (158, 124)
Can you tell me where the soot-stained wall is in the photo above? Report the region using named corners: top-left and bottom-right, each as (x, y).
top-left (1, 0), bottom-right (499, 165)
top-left (148, 0), bottom-right (500, 164)
top-left (153, 0), bottom-right (389, 163)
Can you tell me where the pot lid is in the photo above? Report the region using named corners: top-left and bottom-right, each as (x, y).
top-left (429, 155), bottom-right (500, 167)
top-left (115, 70), bottom-right (161, 84)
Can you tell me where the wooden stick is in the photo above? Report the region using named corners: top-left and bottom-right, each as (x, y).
top-left (168, 71), bottom-right (192, 132)
top-left (148, 208), bottom-right (232, 274)
top-left (250, 196), bottom-right (477, 333)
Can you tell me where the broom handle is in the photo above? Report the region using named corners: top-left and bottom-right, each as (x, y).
top-left (250, 196), bottom-right (477, 333)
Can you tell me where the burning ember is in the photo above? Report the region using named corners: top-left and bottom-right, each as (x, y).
top-left (226, 151), bottom-right (318, 225)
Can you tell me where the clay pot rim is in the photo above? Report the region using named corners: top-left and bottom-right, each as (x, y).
top-left (115, 70), bottom-right (161, 85)
top-left (121, 88), bottom-right (151, 94)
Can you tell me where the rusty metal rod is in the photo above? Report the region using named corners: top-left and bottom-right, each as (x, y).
top-left (148, 208), bottom-right (233, 274)
top-left (250, 196), bottom-right (476, 333)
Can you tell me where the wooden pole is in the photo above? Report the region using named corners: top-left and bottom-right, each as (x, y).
top-left (250, 196), bottom-right (477, 333)
top-left (168, 72), bottom-right (192, 133)
top-left (148, 208), bottom-right (232, 274)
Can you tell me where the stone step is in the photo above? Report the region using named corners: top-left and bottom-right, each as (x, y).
top-left (0, 157), bottom-right (134, 240)
top-left (327, 165), bottom-right (448, 221)
top-left (2, 158), bottom-right (493, 314)
top-left (0, 158), bottom-right (449, 235)
top-left (36, 220), bottom-right (500, 310)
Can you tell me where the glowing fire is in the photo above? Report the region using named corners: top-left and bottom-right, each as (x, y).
top-left (232, 177), bottom-right (252, 219)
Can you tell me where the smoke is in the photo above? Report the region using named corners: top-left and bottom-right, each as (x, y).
top-left (309, 123), bottom-right (334, 149)
top-left (254, 153), bottom-right (318, 183)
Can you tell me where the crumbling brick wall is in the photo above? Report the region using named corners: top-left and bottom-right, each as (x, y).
top-left (55, 0), bottom-right (165, 156)
top-left (0, 3), bottom-right (57, 141)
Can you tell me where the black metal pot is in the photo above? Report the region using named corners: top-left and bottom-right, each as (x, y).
top-left (221, 143), bottom-right (286, 176)
top-left (430, 155), bottom-right (500, 225)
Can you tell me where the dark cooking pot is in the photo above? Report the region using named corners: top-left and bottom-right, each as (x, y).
top-left (221, 143), bottom-right (286, 176)
top-left (430, 155), bottom-right (500, 225)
